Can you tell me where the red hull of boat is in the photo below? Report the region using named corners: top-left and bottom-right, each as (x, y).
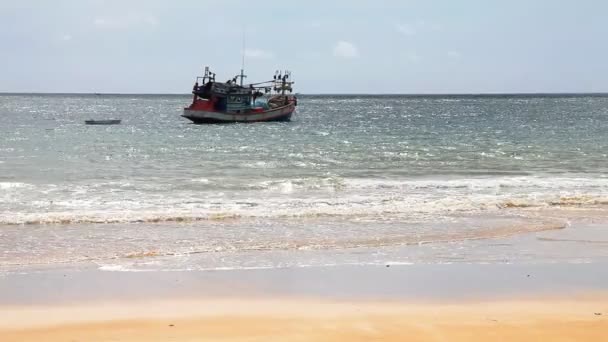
top-left (182, 101), bottom-right (296, 124)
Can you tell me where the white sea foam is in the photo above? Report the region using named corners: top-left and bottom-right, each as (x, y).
top-left (0, 182), bottom-right (32, 189)
top-left (1, 176), bottom-right (607, 225)
top-left (98, 264), bottom-right (280, 273)
top-left (98, 264), bottom-right (173, 272)
top-left (98, 264), bottom-right (132, 272)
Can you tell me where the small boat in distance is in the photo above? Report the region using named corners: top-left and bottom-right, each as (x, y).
top-left (85, 119), bottom-right (121, 125)
top-left (182, 66), bottom-right (297, 124)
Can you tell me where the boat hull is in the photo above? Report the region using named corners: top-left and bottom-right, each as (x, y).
top-left (85, 120), bottom-right (121, 125)
top-left (182, 103), bottom-right (295, 124)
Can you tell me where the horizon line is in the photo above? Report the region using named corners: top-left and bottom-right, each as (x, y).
top-left (1, 91), bottom-right (608, 97)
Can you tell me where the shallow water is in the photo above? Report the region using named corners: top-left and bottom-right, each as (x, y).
top-left (1, 94), bottom-right (607, 272)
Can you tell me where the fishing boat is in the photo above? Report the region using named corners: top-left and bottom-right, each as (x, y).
top-left (85, 119), bottom-right (121, 125)
top-left (182, 67), bottom-right (297, 124)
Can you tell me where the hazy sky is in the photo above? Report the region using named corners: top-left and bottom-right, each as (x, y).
top-left (1, 0), bottom-right (607, 94)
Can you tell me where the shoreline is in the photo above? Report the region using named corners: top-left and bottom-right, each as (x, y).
top-left (2, 208), bottom-right (608, 276)
top-left (3, 262), bottom-right (608, 305)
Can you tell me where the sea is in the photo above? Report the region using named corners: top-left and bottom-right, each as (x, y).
top-left (1, 94), bottom-right (608, 274)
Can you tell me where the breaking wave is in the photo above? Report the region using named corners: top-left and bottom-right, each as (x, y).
top-left (0, 182), bottom-right (32, 190)
top-left (1, 196), bottom-right (606, 226)
top-left (1, 176), bottom-right (607, 226)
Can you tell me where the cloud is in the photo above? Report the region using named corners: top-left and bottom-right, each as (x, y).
top-left (142, 15), bottom-right (158, 26)
top-left (333, 41), bottom-right (358, 59)
top-left (406, 52), bottom-right (422, 63)
top-left (62, 34), bottom-right (72, 41)
top-left (430, 23), bottom-right (443, 32)
top-left (94, 17), bottom-right (121, 29)
top-left (447, 51), bottom-right (462, 59)
top-left (244, 48), bottom-right (274, 59)
top-left (93, 14), bottom-right (158, 30)
top-left (395, 24), bottom-right (416, 36)
top-left (396, 20), bottom-right (442, 36)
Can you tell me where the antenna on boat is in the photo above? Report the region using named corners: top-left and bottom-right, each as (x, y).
top-left (240, 29), bottom-right (247, 86)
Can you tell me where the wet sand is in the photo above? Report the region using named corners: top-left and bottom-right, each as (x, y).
top-left (1, 263), bottom-right (608, 341)
top-left (1, 297), bottom-right (607, 341)
top-left (4, 262), bottom-right (608, 303)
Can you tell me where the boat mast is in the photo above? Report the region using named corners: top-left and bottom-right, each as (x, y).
top-left (240, 30), bottom-right (247, 86)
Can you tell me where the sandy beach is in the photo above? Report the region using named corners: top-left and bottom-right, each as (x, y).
top-left (1, 263), bottom-right (607, 341)
top-left (2, 297), bottom-right (607, 341)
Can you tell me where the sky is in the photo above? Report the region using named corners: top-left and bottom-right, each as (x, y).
top-left (1, 0), bottom-right (607, 94)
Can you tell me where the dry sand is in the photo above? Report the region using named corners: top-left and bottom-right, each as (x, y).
top-left (1, 297), bottom-right (607, 341)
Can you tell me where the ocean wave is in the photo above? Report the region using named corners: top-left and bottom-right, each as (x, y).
top-left (1, 194), bottom-right (605, 226)
top-left (1, 176), bottom-right (607, 226)
top-left (169, 176), bottom-right (608, 193)
top-left (342, 176), bottom-right (608, 191)
top-left (0, 212), bottom-right (244, 225)
top-left (0, 182), bottom-right (32, 189)
top-left (498, 196), bottom-right (608, 209)
top-left (182, 176), bottom-right (608, 192)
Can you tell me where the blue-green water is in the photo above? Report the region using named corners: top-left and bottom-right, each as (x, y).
top-left (1, 94), bottom-right (608, 271)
